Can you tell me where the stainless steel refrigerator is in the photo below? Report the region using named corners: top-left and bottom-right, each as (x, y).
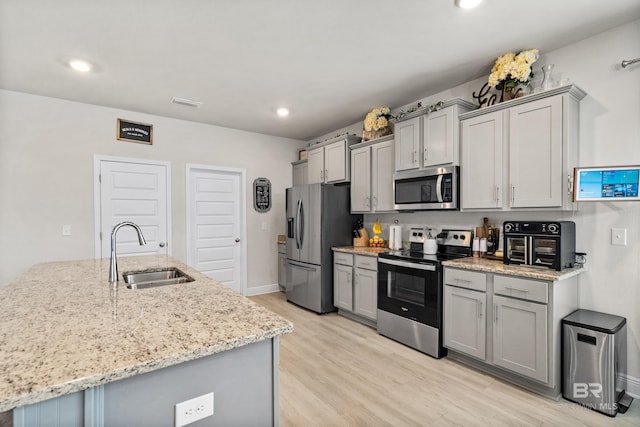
top-left (285, 183), bottom-right (360, 313)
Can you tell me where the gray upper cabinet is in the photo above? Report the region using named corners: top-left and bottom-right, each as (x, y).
top-left (508, 96), bottom-right (563, 208)
top-left (395, 116), bottom-right (421, 171)
top-left (307, 134), bottom-right (361, 184)
top-left (350, 145), bottom-right (371, 212)
top-left (460, 85), bottom-right (586, 211)
top-left (394, 99), bottom-right (475, 172)
top-left (350, 136), bottom-right (395, 213)
top-left (292, 160), bottom-right (308, 186)
top-left (460, 110), bottom-right (504, 209)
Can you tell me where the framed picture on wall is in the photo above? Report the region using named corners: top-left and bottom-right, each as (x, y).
top-left (117, 119), bottom-right (153, 145)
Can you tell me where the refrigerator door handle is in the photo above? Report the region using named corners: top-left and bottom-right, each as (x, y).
top-left (295, 199), bottom-right (302, 249)
top-left (286, 260), bottom-right (317, 272)
top-left (299, 199), bottom-right (305, 249)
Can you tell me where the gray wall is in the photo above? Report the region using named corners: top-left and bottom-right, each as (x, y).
top-left (0, 90), bottom-right (305, 293)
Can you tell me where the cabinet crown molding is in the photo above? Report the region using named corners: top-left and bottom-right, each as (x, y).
top-left (392, 98), bottom-right (477, 123)
top-left (459, 84), bottom-right (587, 120)
top-left (350, 134), bottom-right (394, 150)
top-left (308, 133), bottom-right (361, 149)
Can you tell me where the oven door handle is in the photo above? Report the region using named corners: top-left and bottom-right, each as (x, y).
top-left (378, 258), bottom-right (436, 271)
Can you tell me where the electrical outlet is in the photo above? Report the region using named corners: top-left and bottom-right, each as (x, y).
top-left (611, 228), bottom-right (627, 246)
top-left (175, 392), bottom-right (214, 427)
top-left (62, 225), bottom-right (71, 236)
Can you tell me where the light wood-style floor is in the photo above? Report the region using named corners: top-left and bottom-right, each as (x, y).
top-left (251, 292), bottom-right (639, 427)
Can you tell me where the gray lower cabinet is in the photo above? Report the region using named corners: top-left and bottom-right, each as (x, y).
top-left (14, 338), bottom-right (280, 427)
top-left (334, 262), bottom-right (353, 309)
top-left (353, 256), bottom-right (377, 320)
top-left (333, 251), bottom-right (377, 325)
top-left (277, 242), bottom-right (286, 290)
top-left (443, 266), bottom-right (578, 397)
top-left (444, 285), bottom-right (486, 360)
top-left (493, 294), bottom-right (548, 383)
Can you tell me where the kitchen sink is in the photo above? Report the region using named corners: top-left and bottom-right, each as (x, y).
top-left (122, 267), bottom-right (194, 289)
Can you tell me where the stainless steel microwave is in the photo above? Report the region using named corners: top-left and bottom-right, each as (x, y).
top-left (393, 166), bottom-right (459, 211)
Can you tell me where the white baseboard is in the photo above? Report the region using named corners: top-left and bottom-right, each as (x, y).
top-left (626, 374), bottom-right (640, 399)
top-left (245, 283), bottom-right (281, 296)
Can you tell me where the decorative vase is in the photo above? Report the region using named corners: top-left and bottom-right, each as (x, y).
top-left (362, 126), bottom-right (392, 142)
top-left (541, 64), bottom-right (555, 91)
top-left (500, 85), bottom-right (513, 102)
top-left (512, 82), bottom-right (531, 98)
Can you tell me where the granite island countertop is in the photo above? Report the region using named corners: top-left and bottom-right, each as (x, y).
top-left (0, 255), bottom-right (293, 412)
top-left (442, 257), bottom-right (584, 281)
top-left (332, 246), bottom-right (390, 256)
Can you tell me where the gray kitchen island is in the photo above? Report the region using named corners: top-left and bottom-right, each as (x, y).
top-left (0, 255), bottom-right (293, 426)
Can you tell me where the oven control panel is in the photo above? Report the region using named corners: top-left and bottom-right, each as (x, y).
top-left (409, 228), bottom-right (426, 243)
top-left (440, 230), bottom-right (473, 247)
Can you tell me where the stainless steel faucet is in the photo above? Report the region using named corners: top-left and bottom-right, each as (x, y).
top-left (109, 221), bottom-right (147, 282)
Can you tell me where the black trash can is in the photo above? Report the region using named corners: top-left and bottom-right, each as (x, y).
top-left (562, 309), bottom-right (633, 416)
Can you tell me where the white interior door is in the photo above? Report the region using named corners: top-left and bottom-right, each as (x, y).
top-left (95, 157), bottom-right (171, 258)
top-left (187, 165), bottom-right (245, 295)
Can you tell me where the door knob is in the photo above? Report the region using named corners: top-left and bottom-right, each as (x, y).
top-left (235, 238), bottom-right (241, 243)
top-left (159, 242), bottom-right (166, 248)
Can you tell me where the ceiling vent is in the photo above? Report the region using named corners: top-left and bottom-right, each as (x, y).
top-left (170, 97), bottom-right (203, 108)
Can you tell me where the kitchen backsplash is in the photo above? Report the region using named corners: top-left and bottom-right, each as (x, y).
top-left (363, 211), bottom-right (577, 248)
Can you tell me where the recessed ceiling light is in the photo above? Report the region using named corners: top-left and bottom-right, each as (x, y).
top-left (276, 107), bottom-right (290, 117)
top-left (455, 0), bottom-right (482, 9)
top-left (68, 59), bottom-right (92, 73)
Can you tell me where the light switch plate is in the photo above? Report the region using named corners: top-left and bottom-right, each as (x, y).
top-left (62, 225), bottom-right (71, 236)
top-left (611, 228), bottom-right (627, 246)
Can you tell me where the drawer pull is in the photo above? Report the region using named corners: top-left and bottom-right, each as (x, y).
top-left (505, 286), bottom-right (529, 294)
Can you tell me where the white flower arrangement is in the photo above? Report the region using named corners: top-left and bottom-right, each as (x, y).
top-left (488, 48), bottom-right (539, 91)
top-left (364, 106), bottom-right (393, 131)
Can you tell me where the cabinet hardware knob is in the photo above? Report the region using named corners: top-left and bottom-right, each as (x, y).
top-left (235, 238), bottom-right (241, 243)
top-left (159, 242), bottom-right (166, 248)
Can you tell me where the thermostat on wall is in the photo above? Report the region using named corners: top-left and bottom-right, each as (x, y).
top-left (253, 178), bottom-right (271, 212)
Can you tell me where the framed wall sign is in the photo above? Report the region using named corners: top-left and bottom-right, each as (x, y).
top-left (253, 178), bottom-right (271, 212)
top-left (117, 119), bottom-right (153, 145)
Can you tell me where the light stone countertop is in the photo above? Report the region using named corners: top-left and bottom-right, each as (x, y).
top-left (442, 257), bottom-right (584, 281)
top-left (332, 246), bottom-right (390, 256)
top-left (0, 255), bottom-right (293, 412)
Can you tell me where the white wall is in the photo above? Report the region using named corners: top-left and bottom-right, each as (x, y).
top-left (312, 20), bottom-right (640, 384)
top-left (0, 90), bottom-right (303, 292)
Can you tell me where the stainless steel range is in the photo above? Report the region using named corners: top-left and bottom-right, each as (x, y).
top-left (377, 228), bottom-right (473, 358)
